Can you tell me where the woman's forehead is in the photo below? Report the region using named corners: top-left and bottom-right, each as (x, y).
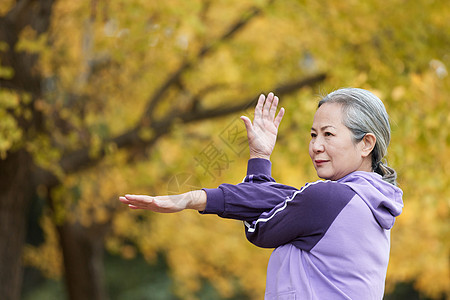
top-left (312, 102), bottom-right (344, 128)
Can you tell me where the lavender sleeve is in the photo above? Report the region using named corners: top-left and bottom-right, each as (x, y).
top-left (201, 159), bottom-right (356, 250)
top-left (243, 158), bottom-right (276, 183)
top-left (200, 158), bottom-right (298, 221)
top-left (245, 181), bottom-right (356, 250)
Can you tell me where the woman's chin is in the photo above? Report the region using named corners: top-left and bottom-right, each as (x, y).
top-left (315, 170), bottom-right (331, 180)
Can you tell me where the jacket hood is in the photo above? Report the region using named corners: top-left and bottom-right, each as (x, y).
top-left (338, 171), bottom-right (403, 229)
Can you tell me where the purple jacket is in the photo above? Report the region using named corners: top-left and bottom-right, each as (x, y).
top-left (201, 158), bottom-right (403, 299)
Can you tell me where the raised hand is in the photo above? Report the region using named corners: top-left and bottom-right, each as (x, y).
top-left (240, 92), bottom-right (285, 160)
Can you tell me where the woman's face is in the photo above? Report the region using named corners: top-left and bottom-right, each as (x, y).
top-left (309, 102), bottom-right (368, 181)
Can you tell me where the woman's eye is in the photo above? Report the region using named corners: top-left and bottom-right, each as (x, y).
top-left (310, 133), bottom-right (317, 138)
top-left (325, 132), bottom-right (333, 136)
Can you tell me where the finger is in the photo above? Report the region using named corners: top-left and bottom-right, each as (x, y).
top-left (119, 196), bottom-right (134, 206)
top-left (241, 116), bottom-right (255, 142)
top-left (240, 116), bottom-right (254, 138)
top-left (254, 94), bottom-right (265, 120)
top-left (125, 195), bottom-right (155, 209)
top-left (274, 107), bottom-right (285, 129)
top-left (263, 92), bottom-right (274, 119)
top-left (125, 194), bottom-right (152, 203)
top-left (269, 96), bottom-right (279, 121)
top-left (128, 204), bottom-right (141, 209)
top-left (130, 200), bottom-right (156, 210)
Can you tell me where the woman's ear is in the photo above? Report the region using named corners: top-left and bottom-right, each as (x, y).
top-left (361, 133), bottom-right (376, 157)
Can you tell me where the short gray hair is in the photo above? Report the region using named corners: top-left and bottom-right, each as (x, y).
top-left (318, 88), bottom-right (397, 185)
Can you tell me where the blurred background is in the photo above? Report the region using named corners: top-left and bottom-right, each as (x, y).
top-left (0, 0), bottom-right (449, 299)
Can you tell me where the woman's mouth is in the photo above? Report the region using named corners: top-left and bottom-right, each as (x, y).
top-left (315, 160), bottom-right (329, 166)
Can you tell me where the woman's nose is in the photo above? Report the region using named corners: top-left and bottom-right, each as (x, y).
top-left (312, 139), bottom-right (325, 153)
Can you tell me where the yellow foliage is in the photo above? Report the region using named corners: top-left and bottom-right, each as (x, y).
top-left (135, 212), bottom-right (270, 299)
top-left (0, 90), bottom-right (23, 158)
top-left (26, 134), bottom-right (63, 179)
top-left (15, 26), bottom-right (48, 54)
top-left (23, 215), bottom-right (63, 278)
top-left (0, 0), bottom-right (14, 15)
top-left (12, 0), bottom-right (450, 298)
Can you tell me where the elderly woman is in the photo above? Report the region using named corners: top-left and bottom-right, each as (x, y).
top-left (120, 88), bottom-right (404, 299)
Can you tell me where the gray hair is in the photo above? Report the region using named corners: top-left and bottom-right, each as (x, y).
top-left (318, 88), bottom-right (397, 186)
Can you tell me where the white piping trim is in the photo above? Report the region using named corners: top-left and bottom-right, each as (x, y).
top-left (246, 180), bottom-right (328, 233)
top-left (241, 175), bottom-right (252, 183)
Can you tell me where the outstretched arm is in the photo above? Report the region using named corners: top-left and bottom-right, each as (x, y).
top-left (119, 93), bottom-right (285, 212)
top-left (240, 92), bottom-right (285, 160)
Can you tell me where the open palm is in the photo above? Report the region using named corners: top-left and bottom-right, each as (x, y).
top-left (241, 93), bottom-right (285, 160)
top-left (119, 194), bottom-right (187, 212)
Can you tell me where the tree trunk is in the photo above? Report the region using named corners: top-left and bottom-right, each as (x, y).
top-left (0, 150), bottom-right (33, 300)
top-left (56, 221), bottom-right (110, 300)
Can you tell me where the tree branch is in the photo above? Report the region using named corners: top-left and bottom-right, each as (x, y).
top-left (5, 0), bottom-right (32, 24)
top-left (0, 0), bottom-right (56, 131)
top-left (4, 0), bottom-right (55, 34)
top-left (139, 5), bottom-right (263, 126)
top-left (36, 73), bottom-right (326, 187)
top-left (180, 73), bottom-right (327, 123)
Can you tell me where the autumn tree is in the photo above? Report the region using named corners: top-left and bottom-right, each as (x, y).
top-left (1, 0), bottom-right (449, 300)
top-left (0, 0), bottom-right (325, 299)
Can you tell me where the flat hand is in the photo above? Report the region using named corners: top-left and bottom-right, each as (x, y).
top-left (241, 92), bottom-right (285, 160)
top-left (119, 190), bottom-right (206, 212)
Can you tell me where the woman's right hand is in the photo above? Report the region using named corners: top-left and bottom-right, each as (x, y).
top-left (240, 92), bottom-right (285, 160)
